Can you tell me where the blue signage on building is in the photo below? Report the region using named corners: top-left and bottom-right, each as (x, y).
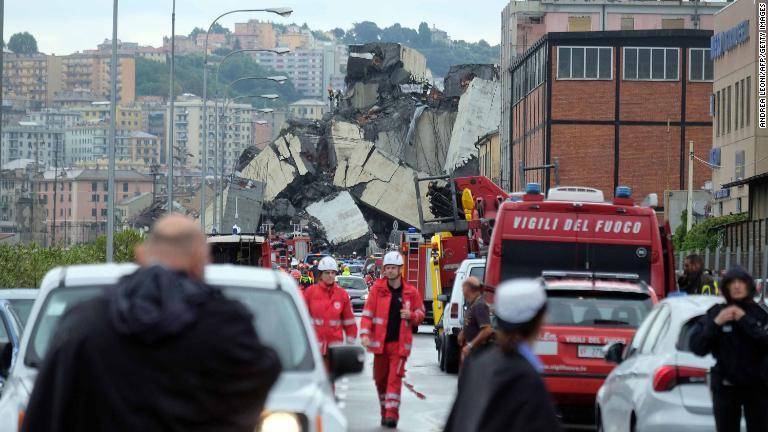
top-left (714, 188), bottom-right (731, 200)
top-left (711, 20), bottom-right (749, 59)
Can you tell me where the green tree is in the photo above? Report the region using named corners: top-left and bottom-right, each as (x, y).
top-left (331, 28), bottom-right (346, 40)
top-left (8, 32), bottom-right (38, 54)
top-left (352, 21), bottom-right (381, 43)
top-left (673, 211), bottom-right (748, 252)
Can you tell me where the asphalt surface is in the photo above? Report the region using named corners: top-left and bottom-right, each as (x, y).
top-left (340, 324), bottom-right (457, 432)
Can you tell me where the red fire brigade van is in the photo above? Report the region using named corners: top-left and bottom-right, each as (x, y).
top-left (484, 184), bottom-right (675, 424)
top-left (485, 185), bottom-right (675, 299)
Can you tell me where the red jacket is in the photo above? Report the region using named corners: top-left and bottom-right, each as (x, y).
top-left (303, 282), bottom-right (357, 355)
top-left (360, 278), bottom-right (425, 357)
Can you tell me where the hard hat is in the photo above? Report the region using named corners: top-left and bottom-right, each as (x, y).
top-left (318, 256), bottom-right (338, 272)
top-left (494, 279), bottom-right (547, 330)
top-left (290, 270), bottom-right (301, 280)
top-left (383, 251), bottom-right (404, 266)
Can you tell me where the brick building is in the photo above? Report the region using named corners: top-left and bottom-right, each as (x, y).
top-left (508, 30), bottom-right (713, 206)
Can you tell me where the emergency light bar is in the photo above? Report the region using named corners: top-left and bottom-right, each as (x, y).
top-left (542, 271), bottom-right (641, 282)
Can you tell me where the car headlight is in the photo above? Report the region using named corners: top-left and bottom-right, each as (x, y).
top-left (361, 294), bottom-right (368, 301)
top-left (260, 412), bottom-right (304, 432)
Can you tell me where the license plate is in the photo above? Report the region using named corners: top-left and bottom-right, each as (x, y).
top-left (577, 345), bottom-right (604, 359)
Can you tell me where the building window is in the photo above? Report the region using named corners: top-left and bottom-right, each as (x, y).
top-left (727, 86), bottom-right (732, 133)
top-left (104, 194), bottom-right (108, 203)
top-left (568, 16), bottom-right (591, 31)
top-left (92, 194), bottom-right (99, 202)
top-left (620, 17), bottom-right (634, 30)
top-left (735, 150), bottom-right (745, 180)
top-left (737, 197), bottom-right (743, 213)
top-left (747, 77), bottom-right (751, 126)
top-left (624, 47), bottom-right (679, 81)
top-left (92, 208), bottom-right (97, 217)
top-left (91, 182), bottom-right (97, 192)
top-left (123, 182), bottom-right (128, 192)
top-left (719, 202), bottom-right (723, 216)
top-left (735, 81), bottom-right (740, 129)
top-left (68, 208), bottom-right (71, 216)
top-left (662, 18), bottom-right (685, 29)
top-left (101, 209), bottom-right (108, 216)
top-left (715, 91), bottom-right (721, 136)
top-left (557, 46), bottom-right (612, 80)
top-left (741, 78), bottom-right (746, 129)
top-left (689, 48), bottom-right (714, 81)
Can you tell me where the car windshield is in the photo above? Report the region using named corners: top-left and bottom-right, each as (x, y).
top-left (545, 289), bottom-right (653, 328)
top-left (501, 240), bottom-right (652, 284)
top-left (7, 299), bottom-right (34, 326)
top-left (337, 277), bottom-right (367, 291)
top-left (26, 286), bottom-right (314, 371)
top-left (348, 265), bottom-right (363, 274)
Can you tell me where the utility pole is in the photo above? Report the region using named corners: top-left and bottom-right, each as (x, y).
top-left (52, 136), bottom-right (58, 245)
top-left (106, 0), bottom-right (118, 262)
top-left (0, 0), bottom-right (4, 171)
top-left (686, 140), bottom-right (694, 232)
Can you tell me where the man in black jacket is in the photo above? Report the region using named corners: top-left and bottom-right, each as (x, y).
top-left (22, 214), bottom-right (282, 432)
top-left (690, 266), bottom-right (768, 432)
top-left (679, 254), bottom-right (718, 295)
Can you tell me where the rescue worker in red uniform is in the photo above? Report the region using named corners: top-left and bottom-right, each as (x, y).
top-left (360, 251), bottom-right (425, 429)
top-left (303, 256), bottom-right (358, 359)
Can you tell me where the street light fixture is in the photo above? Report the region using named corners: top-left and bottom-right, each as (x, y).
top-left (201, 7), bottom-right (292, 234)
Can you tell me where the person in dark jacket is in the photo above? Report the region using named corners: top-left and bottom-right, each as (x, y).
top-left (444, 279), bottom-right (563, 432)
top-left (689, 266), bottom-right (768, 432)
top-left (22, 214), bottom-right (282, 432)
top-left (679, 254), bottom-right (718, 295)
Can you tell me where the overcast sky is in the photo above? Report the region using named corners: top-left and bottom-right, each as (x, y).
top-left (7, 0), bottom-right (509, 55)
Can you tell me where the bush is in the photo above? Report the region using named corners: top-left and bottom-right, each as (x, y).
top-left (673, 211), bottom-right (747, 252)
top-left (0, 230), bottom-right (144, 288)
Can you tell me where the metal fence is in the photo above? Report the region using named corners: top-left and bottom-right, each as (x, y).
top-left (676, 245), bottom-right (768, 280)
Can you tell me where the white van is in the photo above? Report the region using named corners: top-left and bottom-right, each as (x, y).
top-left (435, 258), bottom-right (485, 374)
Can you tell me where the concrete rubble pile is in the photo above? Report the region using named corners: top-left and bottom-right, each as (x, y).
top-left (217, 43), bottom-right (501, 252)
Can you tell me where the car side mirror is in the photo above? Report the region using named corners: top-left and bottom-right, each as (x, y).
top-left (604, 342), bottom-right (626, 364)
top-left (328, 345), bottom-right (364, 381)
top-left (437, 294), bottom-right (449, 303)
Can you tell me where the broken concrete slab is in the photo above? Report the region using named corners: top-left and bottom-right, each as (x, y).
top-left (443, 64), bottom-right (500, 98)
top-left (444, 78), bottom-right (502, 173)
top-left (346, 43), bottom-right (427, 84)
top-left (306, 191), bottom-right (370, 246)
top-left (239, 144), bottom-right (297, 201)
top-left (347, 82), bottom-right (380, 110)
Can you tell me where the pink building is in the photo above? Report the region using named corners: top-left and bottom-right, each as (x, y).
top-left (38, 168), bottom-right (154, 245)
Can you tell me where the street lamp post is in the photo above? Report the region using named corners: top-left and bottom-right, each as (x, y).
top-left (201, 7), bottom-right (292, 234)
top-left (107, 0), bottom-right (118, 262)
top-left (215, 92), bottom-right (280, 232)
top-left (167, 0), bottom-right (176, 214)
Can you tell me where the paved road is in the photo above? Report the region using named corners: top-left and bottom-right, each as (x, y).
top-left (340, 325), bottom-right (457, 432)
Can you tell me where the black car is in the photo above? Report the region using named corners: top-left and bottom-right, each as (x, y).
top-left (336, 276), bottom-right (369, 313)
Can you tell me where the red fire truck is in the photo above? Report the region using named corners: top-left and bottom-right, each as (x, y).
top-left (483, 184), bottom-right (676, 424)
top-left (208, 234), bottom-right (273, 268)
top-left (406, 174), bottom-right (509, 325)
top-left (484, 184), bottom-right (676, 299)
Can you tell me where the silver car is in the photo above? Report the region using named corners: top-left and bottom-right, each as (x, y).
top-left (596, 295), bottom-right (747, 432)
top-left (0, 264), bottom-right (363, 432)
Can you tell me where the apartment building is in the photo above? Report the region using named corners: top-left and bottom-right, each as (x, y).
top-left (2, 53), bottom-right (63, 109)
top-left (234, 20), bottom-right (278, 50)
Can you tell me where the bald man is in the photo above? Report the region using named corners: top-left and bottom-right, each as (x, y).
top-left (23, 214), bottom-right (281, 432)
top-left (458, 276), bottom-right (493, 364)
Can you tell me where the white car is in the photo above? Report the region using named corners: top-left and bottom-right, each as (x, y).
top-left (0, 264), bottom-right (363, 432)
top-left (596, 295), bottom-right (745, 432)
top-left (435, 257), bottom-right (485, 374)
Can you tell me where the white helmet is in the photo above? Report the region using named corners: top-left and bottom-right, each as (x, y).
top-left (318, 256), bottom-right (338, 272)
top-left (383, 251), bottom-right (404, 266)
